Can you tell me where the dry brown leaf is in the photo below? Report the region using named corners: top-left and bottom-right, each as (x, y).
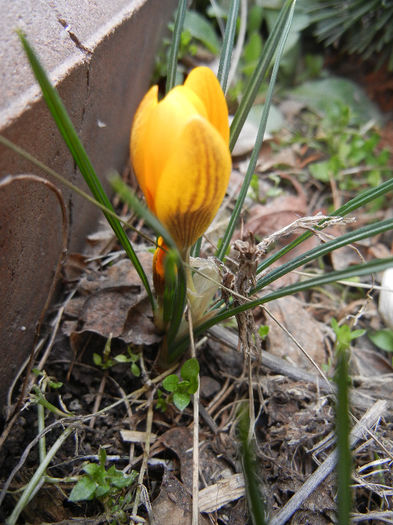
top-left (330, 244), bottom-right (363, 271)
top-left (78, 253), bottom-right (153, 294)
top-left (151, 469), bottom-right (209, 525)
top-left (243, 175), bottom-right (319, 286)
top-left (63, 253), bottom-right (89, 282)
top-left (65, 254), bottom-right (160, 347)
top-left (351, 344), bottom-right (393, 377)
top-left (82, 286), bottom-right (140, 334)
top-left (121, 297), bottom-right (161, 345)
top-left (161, 427), bottom-right (231, 495)
top-left (85, 218), bottom-right (117, 256)
top-left (265, 296), bottom-right (327, 369)
top-left (256, 146), bottom-right (298, 172)
top-left (244, 173), bottom-right (308, 236)
top-left (72, 293), bottom-right (159, 346)
top-left (367, 241), bottom-right (392, 259)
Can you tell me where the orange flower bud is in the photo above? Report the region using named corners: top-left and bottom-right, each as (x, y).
top-left (130, 67), bottom-right (231, 252)
top-left (152, 236), bottom-right (167, 297)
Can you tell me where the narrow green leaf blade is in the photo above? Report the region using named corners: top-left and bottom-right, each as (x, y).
top-left (18, 32), bottom-right (154, 308)
top-left (229, 0), bottom-right (296, 151)
top-left (217, 0), bottom-right (296, 260)
top-left (237, 404), bottom-right (267, 525)
top-left (335, 346), bottom-right (352, 523)
top-left (166, 0), bottom-right (188, 93)
top-left (217, 0), bottom-right (240, 92)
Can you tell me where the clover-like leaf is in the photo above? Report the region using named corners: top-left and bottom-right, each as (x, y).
top-left (69, 476), bottom-right (97, 502)
top-left (180, 358), bottom-right (199, 381)
top-left (163, 374), bottom-right (179, 392)
top-left (173, 392), bottom-right (191, 411)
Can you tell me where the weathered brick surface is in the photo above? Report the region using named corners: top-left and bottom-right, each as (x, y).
top-left (0, 0), bottom-right (177, 410)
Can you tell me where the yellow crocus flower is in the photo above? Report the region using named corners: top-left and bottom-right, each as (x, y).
top-left (130, 66), bottom-right (231, 253)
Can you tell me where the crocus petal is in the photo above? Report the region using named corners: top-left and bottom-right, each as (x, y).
top-left (130, 85), bottom-right (158, 209)
top-left (184, 66), bottom-right (230, 145)
top-left (141, 85), bottom-right (208, 207)
top-left (154, 116), bottom-right (231, 250)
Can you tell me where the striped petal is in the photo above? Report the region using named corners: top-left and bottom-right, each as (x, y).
top-left (184, 66), bottom-right (230, 145)
top-left (141, 85), bottom-right (207, 209)
top-left (130, 85), bottom-right (158, 209)
top-left (154, 116), bottom-right (231, 250)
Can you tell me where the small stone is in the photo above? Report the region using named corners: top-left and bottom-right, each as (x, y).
top-left (200, 376), bottom-right (220, 399)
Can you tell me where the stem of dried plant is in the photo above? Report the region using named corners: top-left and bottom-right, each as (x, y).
top-left (89, 370), bottom-right (108, 429)
top-left (131, 399), bottom-right (154, 523)
top-left (187, 299), bottom-right (200, 525)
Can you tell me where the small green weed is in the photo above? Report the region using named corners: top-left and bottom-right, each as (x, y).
top-left (323, 319), bottom-right (366, 374)
top-left (155, 388), bottom-right (169, 412)
top-left (154, 7), bottom-right (219, 82)
top-left (331, 318), bottom-right (366, 354)
top-left (69, 448), bottom-right (137, 523)
top-left (93, 335), bottom-right (141, 377)
top-left (114, 347), bottom-right (141, 378)
top-left (258, 325), bottom-right (269, 339)
top-left (301, 103), bottom-right (390, 204)
top-left (162, 357), bottom-right (199, 411)
top-left (32, 368), bottom-right (63, 390)
top-left (93, 334), bottom-right (115, 370)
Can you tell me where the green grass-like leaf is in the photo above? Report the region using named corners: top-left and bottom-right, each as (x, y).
top-left (166, 0), bottom-right (188, 93)
top-left (229, 0), bottom-right (296, 152)
top-left (18, 31), bottom-right (154, 310)
top-left (334, 333), bottom-right (353, 523)
top-left (216, 0), bottom-right (297, 260)
top-left (237, 404), bottom-right (267, 525)
top-left (217, 0), bottom-right (240, 93)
